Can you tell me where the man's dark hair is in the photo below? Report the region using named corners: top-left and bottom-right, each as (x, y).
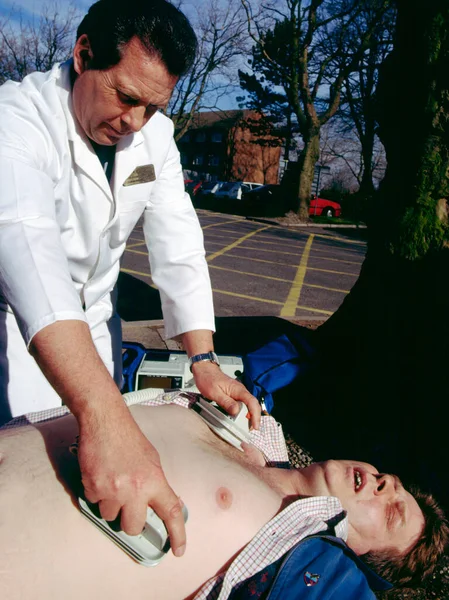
top-left (76, 0), bottom-right (197, 77)
top-left (363, 486), bottom-right (449, 588)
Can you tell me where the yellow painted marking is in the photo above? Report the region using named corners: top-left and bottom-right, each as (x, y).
top-left (204, 233), bottom-right (365, 258)
top-left (296, 305), bottom-right (333, 315)
top-left (204, 238), bottom-right (363, 267)
top-left (306, 282), bottom-right (350, 294)
top-left (126, 248), bottom-right (147, 256)
top-left (202, 218), bottom-right (245, 229)
top-left (281, 235), bottom-right (315, 317)
top-left (205, 226), bottom-right (366, 247)
top-left (314, 232), bottom-right (366, 246)
top-left (235, 244), bottom-right (362, 265)
top-left (120, 268), bottom-right (157, 289)
top-left (307, 266), bottom-right (358, 276)
top-left (206, 226), bottom-right (271, 263)
top-left (212, 289), bottom-right (333, 315)
top-left (212, 289), bottom-right (283, 305)
top-left (222, 252), bottom-right (358, 276)
top-left (126, 241), bottom-right (146, 249)
top-left (209, 264), bottom-right (292, 283)
top-left (208, 264), bottom-right (349, 293)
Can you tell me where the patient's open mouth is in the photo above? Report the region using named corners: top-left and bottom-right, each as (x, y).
top-left (354, 469), bottom-right (364, 492)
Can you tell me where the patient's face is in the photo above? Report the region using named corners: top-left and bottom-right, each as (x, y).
top-left (302, 460), bottom-right (424, 556)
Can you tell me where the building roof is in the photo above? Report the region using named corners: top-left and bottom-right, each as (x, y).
top-left (180, 109), bottom-right (252, 131)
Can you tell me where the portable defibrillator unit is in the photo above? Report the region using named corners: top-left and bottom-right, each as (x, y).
top-left (134, 351), bottom-right (243, 392)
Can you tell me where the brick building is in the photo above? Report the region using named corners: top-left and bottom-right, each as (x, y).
top-left (177, 110), bottom-right (283, 184)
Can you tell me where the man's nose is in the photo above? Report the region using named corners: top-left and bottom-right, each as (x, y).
top-left (373, 474), bottom-right (396, 497)
top-left (121, 106), bottom-right (147, 132)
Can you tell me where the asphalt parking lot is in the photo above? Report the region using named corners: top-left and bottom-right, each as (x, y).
top-left (120, 210), bottom-right (367, 321)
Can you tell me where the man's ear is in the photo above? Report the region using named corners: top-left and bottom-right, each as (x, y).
top-left (73, 34), bottom-right (93, 75)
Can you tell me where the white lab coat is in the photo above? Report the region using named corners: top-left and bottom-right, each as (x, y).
top-left (0, 61), bottom-right (214, 420)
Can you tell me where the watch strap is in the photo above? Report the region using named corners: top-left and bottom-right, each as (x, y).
top-left (188, 351), bottom-right (220, 372)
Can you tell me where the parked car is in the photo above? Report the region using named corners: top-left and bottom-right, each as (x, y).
top-left (241, 184), bottom-right (289, 216)
top-left (309, 197), bottom-right (342, 218)
top-left (215, 181), bottom-right (264, 200)
top-left (184, 179), bottom-right (203, 196)
top-left (196, 181), bottom-right (225, 198)
top-left (241, 186), bottom-right (342, 218)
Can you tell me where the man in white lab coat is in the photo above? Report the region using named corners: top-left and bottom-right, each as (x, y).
top-left (0, 0), bottom-right (259, 557)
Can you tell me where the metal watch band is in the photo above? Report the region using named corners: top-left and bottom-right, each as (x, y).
top-left (188, 351), bottom-right (220, 372)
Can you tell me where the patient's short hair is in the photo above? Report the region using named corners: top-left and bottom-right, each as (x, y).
top-left (364, 486), bottom-right (449, 587)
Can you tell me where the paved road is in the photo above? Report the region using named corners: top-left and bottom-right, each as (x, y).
top-left (120, 210), bottom-right (367, 321)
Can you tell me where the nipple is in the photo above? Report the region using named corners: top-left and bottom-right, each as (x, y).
top-left (216, 486), bottom-right (233, 510)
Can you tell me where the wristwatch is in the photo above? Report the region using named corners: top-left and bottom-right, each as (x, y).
top-left (188, 351), bottom-right (220, 372)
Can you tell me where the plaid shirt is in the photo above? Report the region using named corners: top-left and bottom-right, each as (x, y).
top-left (1, 391), bottom-right (348, 600)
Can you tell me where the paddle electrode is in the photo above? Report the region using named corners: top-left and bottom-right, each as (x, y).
top-left (78, 394), bottom-right (251, 565)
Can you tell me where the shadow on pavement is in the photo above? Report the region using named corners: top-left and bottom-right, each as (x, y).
top-left (214, 316), bottom-right (315, 356)
top-left (117, 272), bottom-right (163, 321)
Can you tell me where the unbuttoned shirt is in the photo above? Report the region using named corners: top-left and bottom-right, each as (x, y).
top-left (1, 391), bottom-right (348, 600)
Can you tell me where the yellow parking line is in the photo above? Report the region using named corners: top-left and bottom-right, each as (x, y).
top-left (203, 239), bottom-right (362, 267)
top-left (296, 305), bottom-right (333, 315)
top-left (306, 282), bottom-right (350, 294)
top-left (126, 248), bottom-right (147, 256)
top-left (202, 218), bottom-right (245, 229)
top-left (281, 235), bottom-right (315, 317)
top-left (213, 289), bottom-right (333, 315)
top-left (120, 268), bottom-right (157, 289)
top-left (209, 264), bottom-right (292, 283)
top-left (213, 288), bottom-right (283, 305)
top-left (314, 233), bottom-right (366, 246)
top-left (308, 266), bottom-right (358, 276)
top-left (206, 226), bottom-right (271, 262)
top-left (236, 244), bottom-right (362, 265)
top-left (209, 264), bottom-right (350, 293)
top-left (223, 252), bottom-right (358, 276)
top-left (126, 241), bottom-right (146, 249)
top-left (206, 232), bottom-right (365, 257)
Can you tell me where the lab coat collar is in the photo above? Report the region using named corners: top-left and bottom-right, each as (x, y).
top-left (56, 60), bottom-right (146, 199)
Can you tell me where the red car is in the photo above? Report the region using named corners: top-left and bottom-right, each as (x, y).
top-left (309, 197), bottom-right (341, 218)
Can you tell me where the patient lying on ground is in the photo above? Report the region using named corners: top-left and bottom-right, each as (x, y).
top-left (0, 399), bottom-right (446, 600)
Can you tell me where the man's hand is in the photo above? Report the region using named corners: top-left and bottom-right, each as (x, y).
top-left (191, 361), bottom-right (261, 430)
top-left (78, 404), bottom-right (186, 556)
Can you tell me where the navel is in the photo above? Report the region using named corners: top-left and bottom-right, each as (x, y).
top-left (216, 486), bottom-right (233, 510)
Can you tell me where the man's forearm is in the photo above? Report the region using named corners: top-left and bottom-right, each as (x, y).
top-left (29, 320), bottom-right (126, 425)
top-left (180, 329), bottom-right (215, 358)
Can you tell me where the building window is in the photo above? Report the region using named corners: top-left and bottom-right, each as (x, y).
top-left (196, 132), bottom-right (206, 143)
top-left (193, 155), bottom-right (204, 166)
top-left (180, 152), bottom-right (188, 165)
top-left (208, 156), bottom-right (220, 166)
top-left (211, 131), bottom-right (223, 143)
top-left (182, 133), bottom-right (190, 142)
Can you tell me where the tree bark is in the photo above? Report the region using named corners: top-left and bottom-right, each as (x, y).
top-left (358, 127), bottom-right (376, 198)
top-left (296, 132), bottom-right (320, 219)
top-left (282, 0), bottom-right (449, 517)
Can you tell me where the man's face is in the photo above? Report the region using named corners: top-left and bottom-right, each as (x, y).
top-left (302, 460), bottom-right (424, 556)
top-left (72, 35), bottom-right (178, 145)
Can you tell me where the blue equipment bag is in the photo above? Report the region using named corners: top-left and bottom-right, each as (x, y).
top-left (230, 534), bottom-right (392, 599)
top-left (121, 342), bottom-right (147, 393)
top-left (242, 332), bottom-right (316, 413)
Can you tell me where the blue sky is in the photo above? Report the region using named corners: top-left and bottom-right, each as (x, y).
top-left (0, 1), bottom-right (198, 22)
top-left (0, 0), bottom-right (241, 109)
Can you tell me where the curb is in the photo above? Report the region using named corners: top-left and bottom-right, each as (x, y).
top-left (246, 216), bottom-right (367, 229)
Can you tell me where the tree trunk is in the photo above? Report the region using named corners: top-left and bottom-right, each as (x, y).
top-left (358, 129), bottom-right (376, 198)
top-left (281, 0), bottom-right (449, 524)
top-left (296, 132), bottom-right (320, 219)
